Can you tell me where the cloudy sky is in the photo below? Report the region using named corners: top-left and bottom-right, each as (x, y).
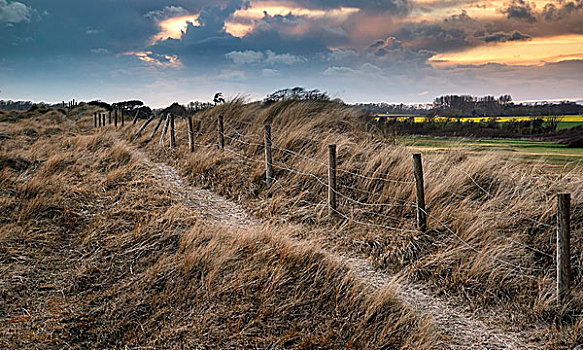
top-left (0, 0), bottom-right (582, 106)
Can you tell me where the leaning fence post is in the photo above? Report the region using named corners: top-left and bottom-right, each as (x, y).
top-left (150, 114), bottom-right (164, 140)
top-left (160, 114), bottom-right (170, 146)
top-left (328, 144), bottom-right (337, 216)
top-left (134, 115), bottom-right (155, 140)
top-left (132, 110), bottom-right (140, 125)
top-left (217, 115), bottom-right (224, 149)
top-left (557, 193), bottom-right (572, 306)
top-left (169, 113), bottom-right (176, 149)
top-left (413, 154), bottom-right (427, 232)
top-left (187, 116), bottom-right (195, 152)
top-left (264, 124), bottom-right (273, 188)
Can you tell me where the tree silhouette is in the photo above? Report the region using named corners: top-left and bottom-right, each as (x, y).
top-left (213, 92), bottom-right (225, 105)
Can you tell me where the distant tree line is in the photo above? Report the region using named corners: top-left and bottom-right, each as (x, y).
top-left (360, 94), bottom-right (583, 117)
top-left (263, 87), bottom-right (330, 104)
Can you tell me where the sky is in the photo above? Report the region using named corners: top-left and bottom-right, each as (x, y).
top-left (0, 0), bottom-right (582, 106)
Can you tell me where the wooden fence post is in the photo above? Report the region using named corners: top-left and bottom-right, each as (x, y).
top-left (134, 115), bottom-right (155, 140)
top-left (102, 113), bottom-right (106, 127)
top-left (264, 124), bottom-right (273, 188)
top-left (413, 154), bottom-right (427, 232)
top-left (187, 116), bottom-right (195, 152)
top-left (217, 115), bottom-right (224, 149)
top-left (150, 114), bottom-right (164, 140)
top-left (328, 144), bottom-right (337, 216)
top-left (98, 112), bottom-right (102, 127)
top-left (94, 112), bottom-right (97, 128)
top-left (121, 110), bottom-right (125, 127)
top-left (169, 114), bottom-right (176, 149)
top-left (557, 193), bottom-right (572, 306)
top-left (132, 110), bottom-right (140, 125)
top-left (114, 110), bottom-right (118, 127)
top-left (160, 114), bottom-right (170, 146)
top-left (108, 111), bottom-right (112, 125)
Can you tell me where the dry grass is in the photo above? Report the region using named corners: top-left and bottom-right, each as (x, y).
top-left (135, 99), bottom-right (583, 347)
top-left (0, 107), bottom-right (439, 349)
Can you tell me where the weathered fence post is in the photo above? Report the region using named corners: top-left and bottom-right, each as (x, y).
top-left (94, 112), bottom-right (97, 128)
top-left (169, 113), bottom-right (176, 149)
top-left (114, 110), bottom-right (118, 127)
top-left (328, 144), bottom-right (337, 216)
top-left (217, 115), bottom-right (224, 149)
top-left (264, 124), bottom-right (273, 188)
top-left (187, 116), bottom-right (195, 152)
top-left (557, 193), bottom-right (572, 306)
top-left (102, 113), bottom-right (106, 127)
top-left (98, 112), bottom-right (102, 127)
top-left (108, 111), bottom-right (112, 125)
top-left (150, 114), bottom-right (164, 140)
top-left (132, 110), bottom-right (140, 125)
top-left (134, 115), bottom-right (155, 140)
top-left (160, 113), bottom-right (170, 146)
top-left (121, 110), bottom-right (125, 127)
top-left (413, 154), bottom-right (427, 232)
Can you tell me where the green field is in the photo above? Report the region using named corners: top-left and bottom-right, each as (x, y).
top-left (400, 136), bottom-right (583, 167)
top-left (375, 114), bottom-right (583, 130)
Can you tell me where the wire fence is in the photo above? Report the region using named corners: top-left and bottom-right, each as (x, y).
top-left (123, 114), bottom-right (582, 283)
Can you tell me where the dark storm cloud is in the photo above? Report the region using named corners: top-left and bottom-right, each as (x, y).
top-left (286, 0), bottom-right (410, 13)
top-left (501, 0), bottom-right (537, 22)
top-left (395, 22), bottom-right (472, 52)
top-left (152, 7), bottom-right (335, 68)
top-left (482, 30), bottom-right (531, 42)
top-left (0, 0), bottom-right (213, 59)
top-left (542, 0), bottom-right (583, 21)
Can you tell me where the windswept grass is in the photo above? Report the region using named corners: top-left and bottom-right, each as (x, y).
top-left (138, 98), bottom-right (583, 347)
top-left (0, 109), bottom-right (438, 349)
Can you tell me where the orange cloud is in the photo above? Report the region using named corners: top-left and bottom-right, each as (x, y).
top-left (428, 34), bottom-right (583, 66)
top-left (224, 3), bottom-right (359, 37)
top-left (123, 51), bottom-right (183, 68)
top-left (150, 15), bottom-right (200, 44)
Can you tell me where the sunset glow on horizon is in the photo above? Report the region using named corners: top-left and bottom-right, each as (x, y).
top-left (429, 34), bottom-right (583, 66)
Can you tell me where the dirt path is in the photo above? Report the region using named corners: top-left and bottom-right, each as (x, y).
top-left (139, 151), bottom-right (539, 350)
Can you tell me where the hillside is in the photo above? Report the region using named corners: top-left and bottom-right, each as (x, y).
top-left (1, 100), bottom-right (582, 348)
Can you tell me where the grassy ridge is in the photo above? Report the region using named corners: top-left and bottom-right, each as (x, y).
top-left (0, 107), bottom-right (438, 349)
top-left (137, 99), bottom-right (582, 347)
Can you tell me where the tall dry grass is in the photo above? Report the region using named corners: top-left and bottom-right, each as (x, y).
top-left (0, 108), bottom-right (439, 349)
top-left (136, 98), bottom-right (582, 346)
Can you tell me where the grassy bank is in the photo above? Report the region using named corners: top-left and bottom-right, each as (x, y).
top-left (134, 99), bottom-right (582, 347)
top-left (0, 107), bottom-right (438, 349)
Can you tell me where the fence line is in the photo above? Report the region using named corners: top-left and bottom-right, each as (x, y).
top-left (119, 114), bottom-right (578, 303)
top-left (221, 122), bottom-right (566, 247)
